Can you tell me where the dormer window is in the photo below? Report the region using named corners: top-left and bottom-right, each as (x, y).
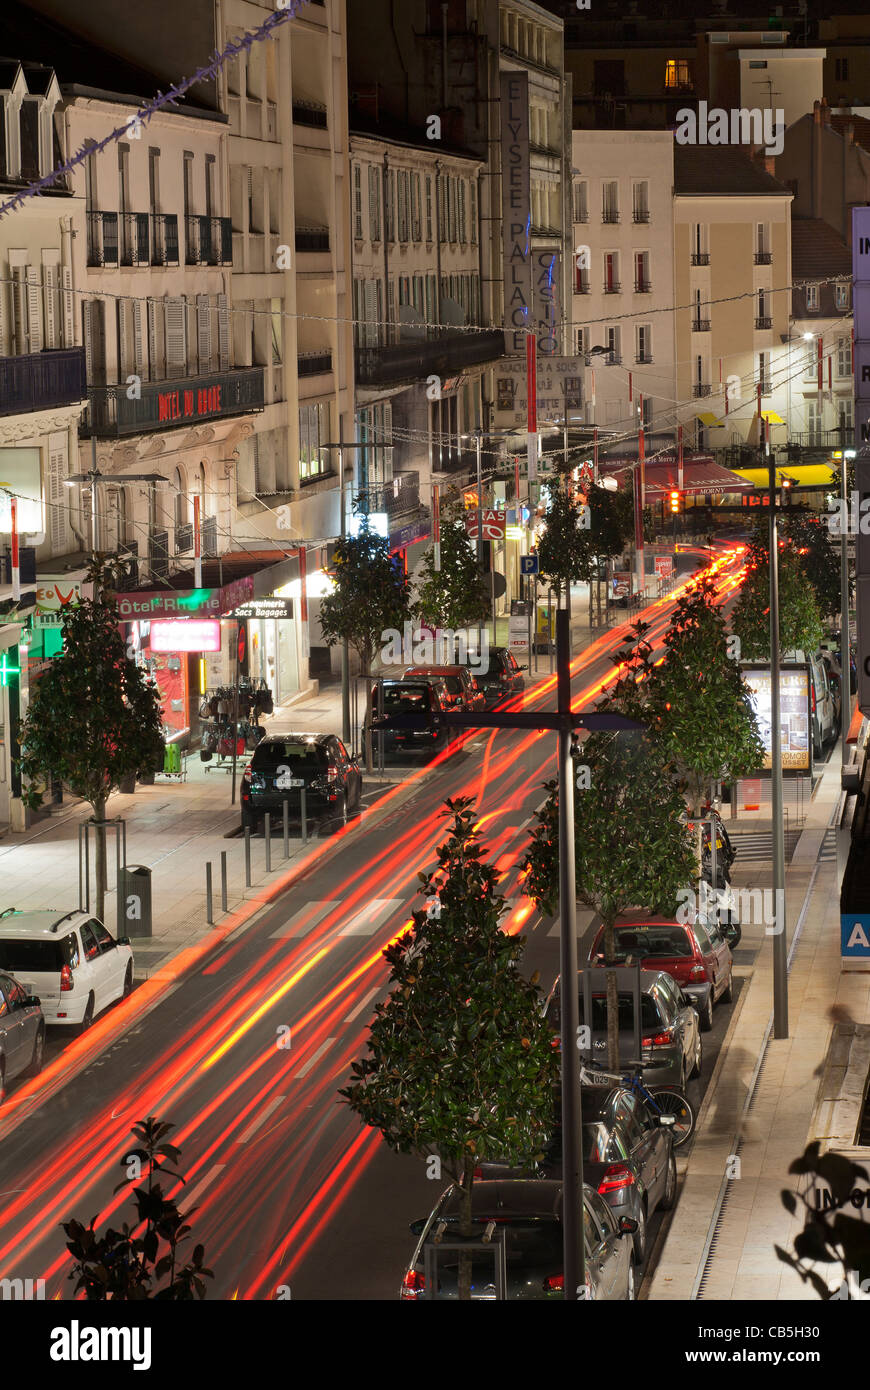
top-left (834, 283), bottom-right (851, 311)
top-left (5, 65), bottom-right (61, 182)
top-left (805, 285), bottom-right (820, 313)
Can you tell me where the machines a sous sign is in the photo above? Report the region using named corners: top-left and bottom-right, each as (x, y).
top-left (157, 383), bottom-right (223, 424)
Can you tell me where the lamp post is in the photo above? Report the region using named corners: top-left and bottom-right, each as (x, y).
top-left (765, 421), bottom-right (788, 1040)
top-left (841, 449), bottom-right (855, 770)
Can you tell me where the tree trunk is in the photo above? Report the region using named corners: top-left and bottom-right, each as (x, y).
top-left (458, 1151), bottom-right (475, 1301)
top-left (93, 793), bottom-right (107, 924)
top-left (603, 920), bottom-right (620, 1072)
top-left (364, 671), bottom-right (374, 776)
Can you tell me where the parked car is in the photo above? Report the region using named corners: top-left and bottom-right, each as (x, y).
top-left (0, 909), bottom-right (134, 1031)
top-left (820, 650), bottom-right (842, 728)
top-left (402, 1178), bottom-right (637, 1300)
top-left (476, 1084), bottom-right (676, 1269)
top-left (476, 647), bottom-right (525, 709)
top-left (783, 648), bottom-right (837, 759)
top-left (0, 971), bottom-right (45, 1100)
top-left (240, 733), bottom-right (361, 831)
top-left (545, 967), bottom-right (702, 1089)
top-left (588, 913), bottom-right (734, 1032)
top-left (400, 665), bottom-right (486, 713)
top-left (366, 678), bottom-right (454, 758)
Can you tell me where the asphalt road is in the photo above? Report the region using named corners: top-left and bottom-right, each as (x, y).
top-left (0, 546), bottom-right (749, 1301)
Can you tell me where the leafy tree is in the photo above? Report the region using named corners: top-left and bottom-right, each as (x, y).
top-left (341, 798), bottom-right (559, 1299)
top-left (536, 474), bottom-right (590, 603)
top-left (577, 483), bottom-right (634, 623)
top-left (416, 517), bottom-right (489, 631)
top-left (18, 558), bottom-right (163, 923)
top-left (522, 730), bottom-right (695, 1069)
top-left (732, 526), bottom-right (823, 659)
top-left (62, 1118), bottom-right (213, 1300)
top-left (781, 511), bottom-right (843, 620)
top-left (319, 520), bottom-right (413, 770)
top-left (776, 1142), bottom-right (870, 1298)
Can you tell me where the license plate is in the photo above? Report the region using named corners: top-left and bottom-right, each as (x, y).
top-left (288, 778), bottom-right (305, 788)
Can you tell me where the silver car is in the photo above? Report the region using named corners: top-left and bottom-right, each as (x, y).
top-left (0, 971), bottom-right (45, 1102)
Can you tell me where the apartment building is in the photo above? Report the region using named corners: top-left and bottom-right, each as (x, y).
top-left (672, 144), bottom-right (792, 454)
top-left (571, 131), bottom-right (676, 455)
top-left (780, 218), bottom-right (853, 460)
top-left (0, 58), bottom-right (87, 830)
top-left (777, 99), bottom-right (870, 247)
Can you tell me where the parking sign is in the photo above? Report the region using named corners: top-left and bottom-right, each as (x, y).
top-left (520, 555), bottom-right (539, 576)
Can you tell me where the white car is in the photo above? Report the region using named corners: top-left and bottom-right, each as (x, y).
top-left (0, 909), bottom-right (134, 1030)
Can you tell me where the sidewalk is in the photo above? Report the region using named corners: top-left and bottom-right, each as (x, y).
top-left (649, 746), bottom-right (870, 1300)
top-left (0, 592), bottom-right (610, 980)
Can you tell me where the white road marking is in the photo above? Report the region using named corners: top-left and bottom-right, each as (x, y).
top-left (269, 901), bottom-right (339, 939)
top-left (344, 986), bottom-right (379, 1023)
top-left (294, 1037), bottom-right (336, 1079)
top-left (338, 898), bottom-right (404, 936)
top-left (236, 1094), bottom-right (286, 1144)
top-left (179, 1163), bottom-right (225, 1213)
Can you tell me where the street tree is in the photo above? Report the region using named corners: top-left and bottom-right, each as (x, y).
top-left (341, 798), bottom-right (559, 1299)
top-left (63, 1117), bottom-right (213, 1299)
top-left (781, 511), bottom-right (843, 620)
top-left (416, 517), bottom-right (489, 632)
top-left (732, 526), bottom-right (823, 659)
top-left (576, 482), bottom-right (634, 623)
top-left (522, 729), bottom-right (695, 1070)
top-left (17, 559), bottom-right (163, 923)
top-left (536, 473), bottom-right (590, 605)
top-left (319, 520), bottom-right (413, 770)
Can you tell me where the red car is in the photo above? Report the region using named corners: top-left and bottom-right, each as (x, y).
top-left (587, 912), bottom-right (734, 1033)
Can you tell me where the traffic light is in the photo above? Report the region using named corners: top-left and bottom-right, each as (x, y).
top-left (669, 490), bottom-right (681, 514)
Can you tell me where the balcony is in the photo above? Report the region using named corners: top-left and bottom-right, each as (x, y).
top-left (292, 99), bottom-right (328, 129)
top-left (692, 319), bottom-right (711, 332)
top-left (635, 354), bottom-right (653, 364)
top-left (185, 216), bottom-right (233, 266)
top-left (0, 347), bottom-right (87, 418)
top-left (175, 522), bottom-right (193, 555)
top-left (693, 383), bottom-right (712, 397)
top-left (295, 225), bottom-right (330, 253)
top-left (360, 470), bottom-right (420, 519)
top-left (789, 428), bottom-right (852, 451)
top-left (575, 281), bottom-right (591, 294)
top-left (575, 211), bottom-right (588, 224)
top-left (81, 366), bottom-right (265, 437)
top-left (633, 210), bottom-right (650, 224)
top-left (691, 253), bottom-right (709, 266)
top-left (356, 328), bottom-right (505, 390)
top-left (120, 213), bottom-right (150, 266)
top-left (298, 350), bottom-right (332, 378)
top-left (755, 316), bottom-right (772, 330)
top-left (602, 210), bottom-right (620, 224)
top-left (86, 211), bottom-right (118, 267)
top-left (151, 213), bottom-right (179, 266)
top-left (603, 282), bottom-right (621, 294)
top-left (634, 280), bottom-right (651, 293)
top-left (754, 251), bottom-right (772, 265)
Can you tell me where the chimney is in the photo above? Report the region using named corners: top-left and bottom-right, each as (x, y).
top-left (847, 123), bottom-right (855, 145)
top-left (821, 97), bottom-right (831, 126)
top-left (812, 101), bottom-right (823, 218)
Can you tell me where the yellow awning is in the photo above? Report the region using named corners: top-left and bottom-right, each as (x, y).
top-left (695, 412), bottom-right (721, 427)
top-left (760, 410), bottom-right (785, 424)
top-left (732, 464), bottom-right (835, 487)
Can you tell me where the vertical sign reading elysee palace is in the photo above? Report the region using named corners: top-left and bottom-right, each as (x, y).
top-left (501, 71), bottom-right (532, 355)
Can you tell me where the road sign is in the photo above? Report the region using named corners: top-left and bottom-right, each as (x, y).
top-left (465, 508), bottom-right (506, 541)
top-left (520, 554), bottom-right (539, 576)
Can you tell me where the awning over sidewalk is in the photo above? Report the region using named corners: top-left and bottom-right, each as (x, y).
top-left (602, 456), bottom-right (754, 497)
top-left (732, 464), bottom-right (835, 488)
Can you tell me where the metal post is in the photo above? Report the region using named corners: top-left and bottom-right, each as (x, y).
top-left (476, 432), bottom-right (484, 657)
top-left (205, 862), bottom-right (213, 925)
top-left (533, 575), bottom-right (539, 674)
top-left (84, 825), bottom-right (90, 913)
top-left (768, 438), bottom-right (788, 1039)
top-left (709, 815), bottom-right (717, 890)
top-left (339, 424), bottom-right (351, 746)
top-left (283, 799), bottom-right (290, 858)
top-left (231, 622), bottom-right (241, 805)
top-left (556, 609), bottom-right (584, 1300)
top-left (548, 589), bottom-right (554, 674)
top-left (840, 455), bottom-right (852, 769)
top-left (264, 813), bottom-right (271, 872)
top-left (244, 826), bottom-right (252, 888)
top-left (301, 787), bottom-right (308, 845)
top-left (220, 851), bottom-right (228, 913)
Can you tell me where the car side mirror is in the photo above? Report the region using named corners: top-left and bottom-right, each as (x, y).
top-left (724, 922), bottom-right (742, 949)
top-left (618, 1216), bottom-right (639, 1237)
top-left (21, 995), bottom-right (40, 1009)
top-left (118, 936), bottom-right (131, 946)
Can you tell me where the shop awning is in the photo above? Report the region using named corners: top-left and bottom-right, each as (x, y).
top-left (760, 410), bottom-right (785, 425)
top-left (695, 412), bottom-right (721, 427)
top-left (603, 456), bottom-right (753, 497)
top-left (732, 464), bottom-right (835, 488)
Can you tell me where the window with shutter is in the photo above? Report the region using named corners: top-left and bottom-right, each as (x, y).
top-left (118, 298), bottom-right (132, 378)
top-left (368, 166), bottom-right (381, 241)
top-left (217, 293), bottom-right (230, 370)
top-left (41, 259), bottom-right (59, 349)
top-left (133, 299), bottom-right (144, 376)
top-left (25, 267), bottom-right (42, 352)
top-left (458, 180), bottom-right (466, 243)
top-left (11, 268), bottom-right (27, 354)
top-left (363, 280), bottom-right (377, 348)
top-left (61, 266), bottom-right (74, 347)
top-left (165, 297), bottom-right (187, 378)
top-left (197, 294), bottom-right (211, 370)
top-left (48, 433), bottom-right (69, 555)
top-left (0, 267), bottom-right (8, 357)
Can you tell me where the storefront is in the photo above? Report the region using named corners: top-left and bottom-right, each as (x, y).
top-left (234, 595), bottom-right (299, 707)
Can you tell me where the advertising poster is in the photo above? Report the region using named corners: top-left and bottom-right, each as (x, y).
top-left (742, 664), bottom-right (811, 774)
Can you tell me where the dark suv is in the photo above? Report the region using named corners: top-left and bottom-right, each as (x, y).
top-left (240, 733), bottom-right (362, 831)
top-left (367, 678), bottom-right (453, 757)
top-left (476, 647), bottom-right (525, 708)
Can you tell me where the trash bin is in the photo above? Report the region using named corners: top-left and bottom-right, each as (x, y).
top-left (117, 865), bottom-right (152, 939)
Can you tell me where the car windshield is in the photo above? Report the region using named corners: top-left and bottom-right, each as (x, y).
top-left (612, 928), bottom-right (693, 959)
top-left (427, 1217), bottom-right (562, 1268)
top-left (381, 687), bottom-right (433, 713)
top-left (549, 990), bottom-right (662, 1032)
top-left (0, 938), bottom-right (66, 972)
top-left (252, 742), bottom-right (324, 769)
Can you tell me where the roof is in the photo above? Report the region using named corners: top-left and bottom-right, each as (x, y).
top-left (829, 114), bottom-right (870, 153)
top-left (349, 108), bottom-right (481, 164)
top-left (791, 217), bottom-right (852, 279)
top-left (673, 143), bottom-right (791, 197)
top-left (0, 909), bottom-right (81, 936)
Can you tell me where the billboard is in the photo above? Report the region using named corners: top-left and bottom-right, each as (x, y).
top-left (742, 663), bottom-right (811, 774)
top-left (534, 250), bottom-right (560, 355)
top-left (500, 71), bottom-right (532, 355)
top-left (0, 448), bottom-right (42, 534)
top-left (493, 355), bottom-right (584, 430)
top-left (150, 620), bottom-right (221, 653)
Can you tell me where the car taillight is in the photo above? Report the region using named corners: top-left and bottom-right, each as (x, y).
top-left (401, 1269), bottom-right (426, 1300)
top-left (690, 964), bottom-right (707, 980)
top-left (543, 1274), bottom-right (564, 1293)
top-left (642, 1028), bottom-right (675, 1047)
top-left (811, 685), bottom-right (816, 713)
top-left (598, 1163), bottom-right (635, 1194)
top-left (60, 964), bottom-right (73, 992)
top-left (326, 764), bottom-right (338, 780)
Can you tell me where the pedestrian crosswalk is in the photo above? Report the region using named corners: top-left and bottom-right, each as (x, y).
top-left (728, 830), bottom-right (802, 863)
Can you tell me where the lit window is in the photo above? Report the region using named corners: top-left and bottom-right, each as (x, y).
top-left (664, 59), bottom-right (690, 90)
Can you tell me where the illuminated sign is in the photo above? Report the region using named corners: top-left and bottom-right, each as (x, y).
top-left (232, 598), bottom-right (294, 619)
top-left (150, 620), bottom-right (221, 653)
top-left (500, 71), bottom-right (532, 355)
top-left (742, 663), bottom-right (811, 774)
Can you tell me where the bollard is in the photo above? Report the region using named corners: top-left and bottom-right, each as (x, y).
top-left (220, 850), bottom-right (228, 913)
top-left (283, 799), bottom-right (289, 858)
top-left (300, 787), bottom-right (308, 845)
top-left (244, 826), bottom-right (252, 887)
top-left (206, 862), bottom-right (214, 925)
top-left (265, 812), bottom-right (271, 872)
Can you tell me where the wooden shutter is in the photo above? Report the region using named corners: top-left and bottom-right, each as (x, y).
top-left (12, 270), bottom-right (27, 354)
top-left (165, 297), bottom-right (186, 377)
top-left (47, 432), bottom-right (69, 555)
top-left (147, 298), bottom-right (158, 379)
top-left (61, 265), bottom-right (74, 347)
top-left (364, 280), bottom-right (377, 347)
top-left (117, 297), bottom-right (131, 377)
top-left (82, 301), bottom-right (94, 381)
top-left (42, 261), bottom-right (58, 349)
top-left (0, 267), bottom-right (8, 356)
top-left (197, 294), bottom-right (211, 370)
top-left (217, 293), bottom-right (230, 369)
top-left (26, 266), bottom-right (42, 352)
top-left (133, 298), bottom-right (144, 376)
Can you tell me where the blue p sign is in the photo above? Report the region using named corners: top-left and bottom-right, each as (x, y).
top-left (521, 555), bottom-right (539, 576)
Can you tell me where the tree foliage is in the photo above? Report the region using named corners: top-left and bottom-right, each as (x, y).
top-left (732, 525), bottom-right (823, 659)
top-left (781, 511), bottom-right (843, 620)
top-left (341, 798), bottom-right (558, 1296)
top-left (776, 1142), bottom-right (870, 1298)
top-left (535, 474), bottom-right (590, 600)
top-left (62, 1118), bottom-right (213, 1300)
top-left (416, 518), bottom-right (489, 630)
top-left (319, 523), bottom-right (413, 676)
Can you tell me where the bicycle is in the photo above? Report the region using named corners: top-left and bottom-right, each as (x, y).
top-left (578, 1057), bottom-right (696, 1148)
